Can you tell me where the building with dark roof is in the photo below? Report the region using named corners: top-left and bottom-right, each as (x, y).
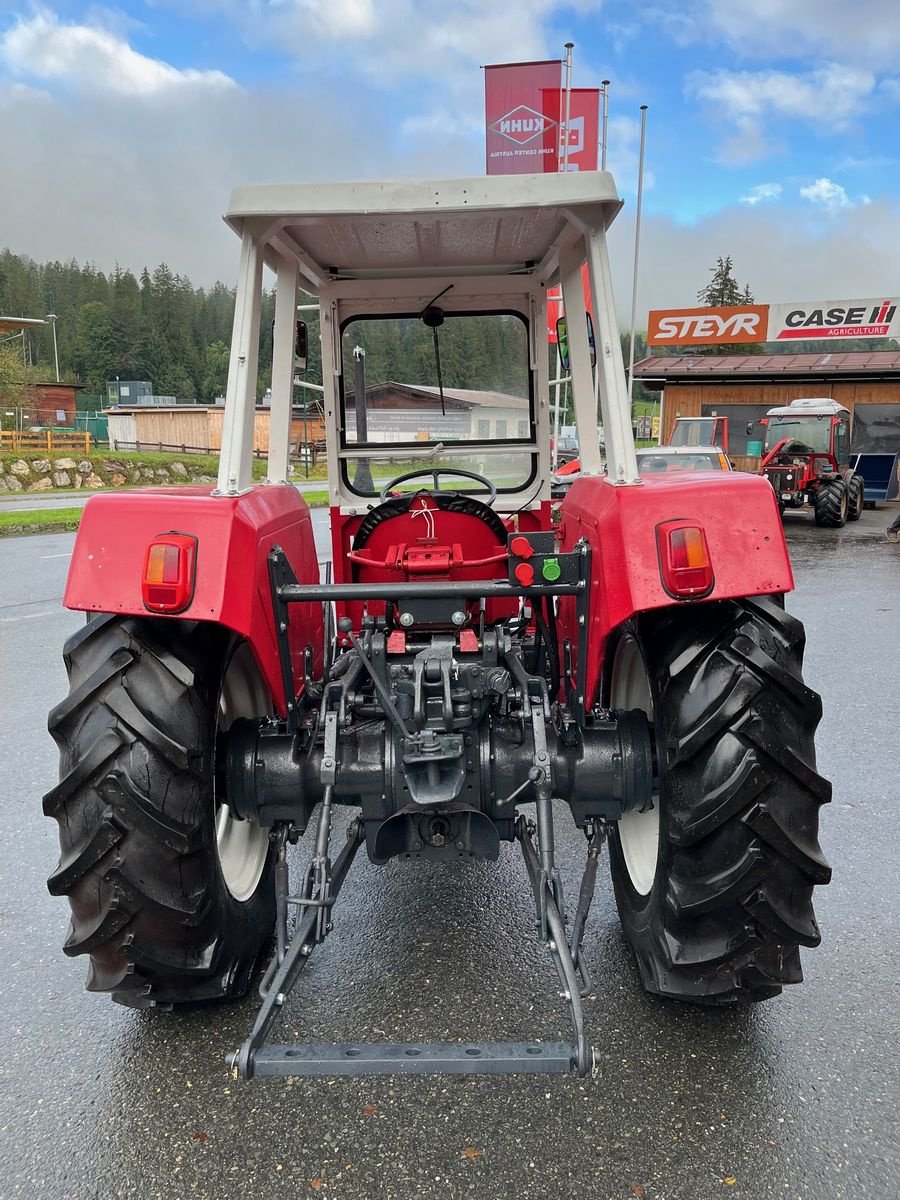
top-left (633, 351), bottom-right (900, 466)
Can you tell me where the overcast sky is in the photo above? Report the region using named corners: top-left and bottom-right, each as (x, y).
top-left (1, 0), bottom-right (899, 323)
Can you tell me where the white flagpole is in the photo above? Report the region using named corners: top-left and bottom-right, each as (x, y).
top-left (561, 43), bottom-right (574, 173)
top-left (601, 80), bottom-right (610, 170)
top-left (627, 104), bottom-right (648, 415)
top-left (552, 43), bottom-right (575, 467)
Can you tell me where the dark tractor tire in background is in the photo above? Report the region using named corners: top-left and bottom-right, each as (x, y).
top-left (604, 596), bottom-right (831, 1005)
top-left (814, 479), bottom-right (848, 527)
top-left (44, 615), bottom-right (276, 1008)
top-left (847, 473), bottom-right (864, 521)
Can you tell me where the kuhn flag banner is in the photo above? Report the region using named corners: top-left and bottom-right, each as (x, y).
top-left (767, 298), bottom-right (900, 341)
top-left (544, 89), bottom-right (600, 340)
top-left (551, 87), bottom-right (601, 172)
top-left (484, 60), bottom-right (562, 175)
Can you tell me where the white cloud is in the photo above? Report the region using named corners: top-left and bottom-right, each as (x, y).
top-left (740, 182), bottom-right (782, 205)
top-left (0, 73), bottom-right (483, 286)
top-left (609, 199), bottom-right (900, 323)
top-left (687, 63), bottom-right (874, 125)
top-left (800, 178), bottom-right (851, 212)
top-left (686, 63), bottom-right (876, 164)
top-left (286, 0), bottom-right (378, 37)
top-left (697, 0), bottom-right (900, 68)
top-left (193, 0), bottom-right (590, 87)
top-left (0, 9), bottom-right (236, 96)
top-left (799, 177), bottom-right (871, 214)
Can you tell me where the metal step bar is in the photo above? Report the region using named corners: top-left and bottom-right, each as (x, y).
top-left (228, 802), bottom-right (607, 1080)
top-left (249, 1041), bottom-right (576, 1077)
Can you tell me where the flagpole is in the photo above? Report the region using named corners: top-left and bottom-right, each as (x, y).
top-left (627, 104), bottom-right (648, 416)
top-left (561, 43), bottom-right (574, 173)
top-left (551, 43), bottom-right (575, 468)
top-left (601, 80), bottom-right (610, 170)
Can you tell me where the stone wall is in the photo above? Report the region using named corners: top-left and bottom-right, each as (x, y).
top-left (0, 456), bottom-right (216, 493)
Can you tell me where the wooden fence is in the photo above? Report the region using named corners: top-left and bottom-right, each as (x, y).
top-left (1, 429), bottom-right (94, 454)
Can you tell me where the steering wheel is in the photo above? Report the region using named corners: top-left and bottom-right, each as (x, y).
top-left (378, 467), bottom-right (497, 505)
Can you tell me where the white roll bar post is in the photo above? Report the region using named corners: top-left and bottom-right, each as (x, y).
top-left (267, 255), bottom-right (299, 485)
top-left (216, 229), bottom-right (263, 495)
top-left (559, 243), bottom-right (602, 477)
top-left (583, 223), bottom-right (640, 484)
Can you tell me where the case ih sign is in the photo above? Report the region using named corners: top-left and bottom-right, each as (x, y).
top-left (768, 299), bottom-right (900, 341)
top-left (648, 298), bottom-right (900, 346)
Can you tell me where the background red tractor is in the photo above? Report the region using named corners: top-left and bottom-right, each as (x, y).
top-left (667, 414), bottom-right (729, 453)
top-left (758, 398), bottom-right (864, 526)
top-left (44, 173), bottom-right (830, 1080)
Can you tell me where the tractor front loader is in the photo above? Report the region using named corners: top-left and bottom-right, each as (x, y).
top-left (45, 174), bottom-right (831, 1080)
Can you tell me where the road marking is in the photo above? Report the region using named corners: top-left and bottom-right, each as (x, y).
top-left (40, 553), bottom-right (72, 560)
top-left (0, 609), bottom-right (65, 623)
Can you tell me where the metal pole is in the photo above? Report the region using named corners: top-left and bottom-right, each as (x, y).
top-left (47, 314), bottom-right (59, 382)
top-left (627, 105), bottom-right (648, 416)
top-left (601, 81), bottom-right (610, 171)
top-left (561, 43), bottom-right (574, 173)
top-left (352, 346), bottom-right (374, 492)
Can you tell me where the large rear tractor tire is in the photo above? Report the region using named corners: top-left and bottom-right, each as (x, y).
top-left (44, 615), bottom-right (276, 1008)
top-left (846, 473), bottom-right (864, 521)
top-left (814, 479), bottom-right (848, 527)
top-left (604, 596), bottom-right (831, 1004)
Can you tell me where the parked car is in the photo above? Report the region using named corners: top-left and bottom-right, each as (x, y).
top-left (637, 446), bottom-right (733, 475)
top-left (552, 444), bottom-right (732, 496)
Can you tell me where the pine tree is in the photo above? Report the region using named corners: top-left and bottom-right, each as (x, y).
top-left (695, 257), bottom-right (762, 355)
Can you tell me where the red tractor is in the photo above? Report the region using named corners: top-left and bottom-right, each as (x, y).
top-left (668, 415), bottom-right (729, 453)
top-left (758, 398), bottom-right (864, 526)
top-left (44, 174), bottom-right (830, 1080)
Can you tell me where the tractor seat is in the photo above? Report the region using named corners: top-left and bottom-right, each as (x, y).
top-left (349, 491), bottom-right (509, 585)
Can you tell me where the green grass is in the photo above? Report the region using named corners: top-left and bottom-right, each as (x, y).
top-left (0, 446), bottom-right (335, 484)
top-left (0, 491), bottom-right (331, 537)
top-left (0, 507), bottom-right (83, 536)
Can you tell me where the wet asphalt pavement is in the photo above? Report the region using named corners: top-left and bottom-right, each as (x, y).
top-left (1, 506), bottom-right (898, 1200)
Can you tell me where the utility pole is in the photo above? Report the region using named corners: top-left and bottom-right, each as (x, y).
top-left (46, 314), bottom-right (60, 382)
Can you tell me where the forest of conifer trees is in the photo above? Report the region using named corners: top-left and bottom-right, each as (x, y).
top-left (0, 249), bottom-right (302, 403)
top-left (0, 245), bottom-right (680, 421)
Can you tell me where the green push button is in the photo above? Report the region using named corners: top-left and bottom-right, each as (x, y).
top-left (542, 557), bottom-right (561, 582)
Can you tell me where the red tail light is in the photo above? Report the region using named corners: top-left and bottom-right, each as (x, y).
top-left (142, 534), bottom-right (197, 613)
top-left (656, 521), bottom-right (714, 599)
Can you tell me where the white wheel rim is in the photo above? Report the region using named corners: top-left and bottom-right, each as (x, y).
top-left (215, 644), bottom-right (271, 901)
top-left (610, 637), bottom-right (659, 896)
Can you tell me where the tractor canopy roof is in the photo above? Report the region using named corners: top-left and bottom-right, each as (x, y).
top-left (224, 173), bottom-right (622, 288)
top-left (766, 398), bottom-right (849, 419)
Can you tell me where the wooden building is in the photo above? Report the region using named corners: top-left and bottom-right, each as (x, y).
top-left (107, 406), bottom-right (326, 456)
top-left (24, 382), bottom-right (85, 426)
top-left (634, 351), bottom-right (900, 469)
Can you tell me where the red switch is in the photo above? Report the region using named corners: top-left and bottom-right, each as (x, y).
top-left (514, 561), bottom-right (535, 586)
top-left (510, 535), bottom-right (533, 559)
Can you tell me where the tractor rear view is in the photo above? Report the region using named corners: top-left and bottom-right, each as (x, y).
top-left (759, 398), bottom-right (864, 525)
top-left (44, 173), bottom-right (830, 1081)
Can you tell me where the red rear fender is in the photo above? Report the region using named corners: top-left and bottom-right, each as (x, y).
top-left (556, 472), bottom-right (793, 706)
top-left (63, 485), bottom-right (323, 714)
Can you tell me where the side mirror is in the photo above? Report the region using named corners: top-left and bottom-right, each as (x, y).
top-left (295, 320), bottom-right (308, 373)
top-left (555, 313), bottom-right (597, 372)
top-left (745, 422), bottom-right (754, 436)
top-left (556, 317), bottom-right (570, 372)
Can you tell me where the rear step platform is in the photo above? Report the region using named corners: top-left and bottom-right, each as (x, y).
top-left (243, 1041), bottom-right (576, 1078)
top-left (228, 796), bottom-right (607, 1081)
